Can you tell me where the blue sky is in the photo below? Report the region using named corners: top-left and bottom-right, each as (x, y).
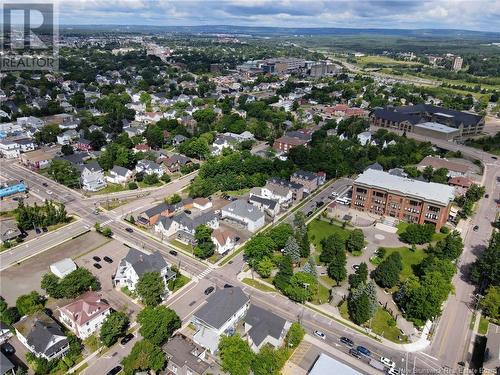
top-left (53, 0), bottom-right (499, 32)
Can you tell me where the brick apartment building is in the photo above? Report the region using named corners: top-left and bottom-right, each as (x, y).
top-left (272, 136), bottom-right (308, 153)
top-left (351, 169), bottom-right (455, 230)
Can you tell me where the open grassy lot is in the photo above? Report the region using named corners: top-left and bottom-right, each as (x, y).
top-left (312, 283), bottom-right (330, 305)
top-left (371, 308), bottom-right (409, 343)
top-left (308, 219), bottom-right (352, 253)
top-left (479, 317), bottom-right (489, 335)
top-left (356, 55), bottom-right (421, 67)
top-left (242, 278), bottom-right (275, 292)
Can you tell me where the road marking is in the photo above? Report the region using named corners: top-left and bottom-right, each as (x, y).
top-left (420, 352), bottom-right (438, 361)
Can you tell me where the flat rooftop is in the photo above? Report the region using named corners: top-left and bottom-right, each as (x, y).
top-left (415, 122), bottom-right (459, 134)
top-left (354, 169), bottom-right (455, 206)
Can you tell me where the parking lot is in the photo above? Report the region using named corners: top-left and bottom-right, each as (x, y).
top-left (0, 231), bottom-right (108, 304)
top-left (74, 240), bottom-right (142, 320)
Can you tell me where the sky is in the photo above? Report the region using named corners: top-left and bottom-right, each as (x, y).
top-left (13, 0), bottom-right (500, 32)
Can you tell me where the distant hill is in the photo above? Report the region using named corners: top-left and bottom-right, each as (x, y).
top-left (60, 24), bottom-right (500, 40)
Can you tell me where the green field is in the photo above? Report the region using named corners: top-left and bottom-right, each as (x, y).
top-left (308, 219), bottom-right (352, 253)
top-left (371, 308), bottom-right (409, 343)
top-left (242, 278), bottom-right (275, 293)
top-left (356, 55), bottom-right (421, 67)
top-left (312, 283), bottom-right (330, 305)
top-left (479, 317), bottom-right (489, 335)
top-left (382, 246), bottom-right (427, 281)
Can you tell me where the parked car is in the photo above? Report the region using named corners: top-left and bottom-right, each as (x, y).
top-left (103, 256), bottom-right (113, 263)
top-left (47, 190), bottom-right (53, 195)
top-left (93, 256), bottom-right (101, 262)
top-left (356, 345), bottom-right (371, 357)
top-left (352, 264), bottom-right (360, 271)
top-left (380, 357), bottom-right (396, 368)
top-left (473, 225), bottom-right (479, 231)
top-left (388, 368), bottom-right (402, 375)
top-left (204, 286), bottom-right (215, 295)
top-left (485, 194), bottom-right (489, 198)
top-left (349, 348), bottom-right (362, 359)
top-left (35, 228), bottom-right (41, 234)
top-left (169, 250), bottom-right (178, 256)
top-left (1, 343), bottom-right (15, 356)
top-left (306, 211), bottom-right (313, 217)
top-left (125, 227), bottom-right (133, 233)
top-left (492, 156), bottom-right (498, 160)
top-left (120, 333), bottom-right (134, 345)
top-left (314, 330), bottom-right (326, 340)
top-left (42, 182), bottom-right (48, 187)
top-left (106, 366), bottom-right (123, 375)
top-left (93, 263), bottom-right (102, 269)
top-left (184, 210), bottom-right (192, 214)
top-left (224, 284), bottom-right (233, 288)
top-left (42, 227), bottom-right (48, 232)
top-left (340, 337), bottom-right (354, 347)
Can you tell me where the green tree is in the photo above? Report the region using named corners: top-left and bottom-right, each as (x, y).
top-left (16, 291), bottom-right (44, 316)
top-left (245, 234), bottom-right (276, 262)
top-left (372, 252), bottom-right (403, 288)
top-left (349, 262), bottom-right (368, 289)
top-left (256, 257), bottom-right (274, 278)
top-left (193, 224), bottom-right (215, 259)
top-left (268, 224), bottom-right (294, 249)
top-left (302, 256), bottom-right (317, 277)
top-left (0, 297), bottom-right (20, 326)
top-left (40, 273), bottom-right (62, 298)
top-left (481, 286), bottom-right (500, 320)
top-left (283, 236), bottom-right (301, 264)
top-left (285, 322), bottom-right (305, 348)
top-left (346, 229), bottom-right (364, 253)
top-left (252, 346), bottom-right (288, 375)
top-left (348, 291), bottom-right (372, 325)
top-left (136, 272), bottom-right (165, 307)
top-left (273, 255), bottom-right (293, 292)
top-left (61, 144), bottom-right (74, 155)
top-left (427, 231), bottom-right (464, 260)
top-left (319, 234), bottom-right (344, 264)
top-left (137, 306), bottom-right (181, 345)
top-left (327, 251), bottom-right (347, 286)
top-left (399, 224), bottom-right (435, 245)
top-left (143, 173), bottom-right (159, 185)
top-left (145, 124), bottom-right (164, 149)
top-left (34, 123), bottom-right (61, 144)
top-left (470, 232), bottom-right (500, 288)
top-left (100, 311), bottom-right (129, 347)
top-left (47, 159), bottom-right (81, 188)
top-left (121, 340), bottom-right (166, 375)
top-left (218, 335), bottom-right (254, 375)
top-left (42, 268), bottom-right (101, 299)
top-left (285, 272), bottom-right (318, 303)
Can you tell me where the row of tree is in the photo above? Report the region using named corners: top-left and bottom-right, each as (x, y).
top-left (15, 200), bottom-right (69, 231)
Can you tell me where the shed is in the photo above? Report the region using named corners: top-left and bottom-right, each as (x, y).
top-left (50, 258), bottom-right (77, 278)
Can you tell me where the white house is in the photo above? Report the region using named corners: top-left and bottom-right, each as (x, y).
top-left (256, 183), bottom-right (293, 208)
top-left (81, 162), bottom-right (107, 191)
top-left (221, 200), bottom-right (265, 233)
top-left (155, 212), bottom-right (219, 243)
top-left (192, 287), bottom-right (250, 353)
top-left (357, 131), bottom-right (372, 146)
top-left (58, 292), bottom-right (111, 339)
top-left (106, 165), bottom-right (133, 185)
top-left (14, 312), bottom-right (69, 360)
top-left (135, 159), bottom-right (164, 176)
top-left (113, 248), bottom-right (176, 293)
top-left (57, 130), bottom-right (79, 145)
top-left (193, 198), bottom-right (213, 211)
top-left (211, 228), bottom-right (237, 254)
top-left (15, 138), bottom-right (36, 153)
top-left (244, 304), bottom-right (291, 352)
top-left (50, 258), bottom-right (77, 278)
top-left (248, 194), bottom-right (280, 218)
top-left (0, 140), bottom-right (20, 159)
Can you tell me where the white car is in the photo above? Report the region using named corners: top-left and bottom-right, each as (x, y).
top-left (387, 367), bottom-right (402, 375)
top-left (47, 190), bottom-right (53, 195)
top-left (314, 330), bottom-right (326, 340)
top-left (380, 356), bottom-right (396, 368)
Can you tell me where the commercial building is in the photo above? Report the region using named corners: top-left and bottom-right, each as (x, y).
top-left (351, 169), bottom-right (455, 230)
top-left (370, 104), bottom-right (484, 137)
top-left (261, 58), bottom-right (306, 74)
top-left (221, 200), bottom-right (265, 233)
top-left (452, 56), bottom-right (463, 71)
top-left (0, 180), bottom-right (26, 198)
top-left (309, 353), bottom-right (361, 375)
top-left (413, 122), bottom-right (460, 141)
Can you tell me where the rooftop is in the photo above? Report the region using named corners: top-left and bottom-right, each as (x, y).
top-left (414, 122), bottom-right (460, 134)
top-left (163, 334), bottom-right (209, 375)
top-left (221, 200), bottom-right (265, 222)
top-left (245, 304), bottom-right (287, 347)
top-left (354, 169), bottom-right (455, 206)
top-left (309, 353), bottom-right (361, 375)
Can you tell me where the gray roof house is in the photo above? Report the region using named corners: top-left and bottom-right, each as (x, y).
top-left (106, 165), bottom-right (133, 185)
top-left (81, 162), bottom-right (106, 191)
top-left (163, 334), bottom-right (211, 375)
top-left (113, 248), bottom-right (176, 293)
top-left (135, 159), bottom-right (164, 176)
top-left (172, 134), bottom-right (188, 146)
top-left (155, 211), bottom-right (219, 244)
top-left (0, 352), bottom-right (15, 375)
top-left (0, 220), bottom-right (21, 243)
top-left (14, 311), bottom-right (69, 360)
top-left (244, 304), bottom-right (290, 352)
top-left (484, 323), bottom-right (500, 373)
top-left (192, 287), bottom-right (250, 353)
top-left (221, 199), bottom-right (265, 233)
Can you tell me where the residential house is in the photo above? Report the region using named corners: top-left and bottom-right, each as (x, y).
top-left (248, 194), bottom-right (280, 218)
top-left (163, 334), bottom-right (211, 375)
top-left (57, 130), bottom-right (79, 145)
top-left (221, 200), bottom-right (265, 233)
top-left (357, 131), bottom-right (372, 146)
top-left (155, 211), bottom-right (219, 244)
top-left (272, 135), bottom-right (307, 153)
top-left (133, 143), bottom-right (151, 154)
top-left (253, 183), bottom-right (292, 208)
top-left (172, 134), bottom-right (187, 146)
top-left (113, 248), bottom-right (176, 293)
top-left (14, 138), bottom-right (36, 153)
top-left (20, 149), bottom-right (52, 170)
top-left (0, 140), bottom-right (20, 159)
top-left (14, 311), bottom-right (69, 360)
top-left (137, 203), bottom-right (175, 226)
top-left (290, 170), bottom-right (319, 193)
top-left (267, 178), bottom-right (304, 202)
top-left (106, 166), bottom-right (133, 185)
top-left (50, 258), bottom-right (77, 278)
top-left (484, 323), bottom-right (500, 373)
top-left (135, 159), bottom-right (164, 176)
top-left (244, 304), bottom-right (290, 352)
top-left (164, 154), bottom-right (191, 173)
top-left (0, 220), bottom-right (21, 243)
top-left (211, 228), bottom-right (237, 254)
top-left (81, 162), bottom-right (106, 191)
top-left (74, 138), bottom-right (92, 152)
top-left (0, 322), bottom-right (13, 345)
top-left (192, 287), bottom-right (250, 353)
top-left (58, 292), bottom-right (111, 339)
top-left (448, 176), bottom-right (473, 190)
top-left (0, 352), bottom-right (15, 375)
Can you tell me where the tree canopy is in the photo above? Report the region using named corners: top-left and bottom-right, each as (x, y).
top-left (137, 306), bottom-right (181, 346)
top-left (136, 272), bottom-right (165, 307)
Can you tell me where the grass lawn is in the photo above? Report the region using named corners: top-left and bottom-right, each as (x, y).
top-left (137, 181), bottom-right (163, 189)
top-left (223, 188), bottom-right (251, 197)
top-left (357, 55), bottom-right (421, 67)
top-left (370, 308), bottom-right (409, 343)
top-left (101, 199), bottom-right (132, 210)
top-left (170, 240), bottom-right (194, 254)
top-left (479, 317), bottom-right (489, 335)
top-left (383, 246), bottom-right (427, 281)
top-left (308, 219), bottom-right (352, 254)
top-left (312, 283), bottom-right (330, 305)
top-left (92, 183), bottom-right (127, 194)
top-left (397, 222), bottom-right (447, 243)
top-left (0, 209), bottom-right (16, 218)
top-left (338, 300), bottom-right (349, 320)
top-left (242, 278), bottom-right (275, 293)
top-left (169, 274), bottom-right (191, 293)
top-left (320, 275), bottom-right (336, 288)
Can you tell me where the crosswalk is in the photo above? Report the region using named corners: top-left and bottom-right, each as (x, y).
top-left (100, 219), bottom-right (114, 226)
top-left (197, 267), bottom-right (214, 279)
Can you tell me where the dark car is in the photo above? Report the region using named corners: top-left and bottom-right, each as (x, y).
top-left (169, 250), bottom-right (178, 256)
top-left (1, 343), bottom-right (15, 356)
top-left (184, 210), bottom-right (192, 214)
top-left (35, 228), bottom-right (41, 234)
top-left (340, 337), bottom-right (354, 347)
top-left (93, 263), bottom-right (102, 269)
top-left (120, 333), bottom-right (134, 345)
top-left (224, 284), bottom-right (233, 288)
top-left (349, 348), bottom-right (362, 359)
top-left (93, 256), bottom-right (101, 262)
top-left (42, 182), bottom-right (48, 187)
top-left (492, 156), bottom-right (498, 160)
top-left (306, 211), bottom-right (313, 217)
top-left (42, 227), bottom-right (48, 232)
top-left (356, 345), bottom-right (371, 357)
top-left (316, 201), bottom-right (324, 207)
top-left (125, 227), bottom-right (133, 233)
top-left (485, 194), bottom-right (489, 198)
top-left (106, 365), bottom-right (123, 375)
top-left (204, 286), bottom-right (215, 295)
top-left (473, 225), bottom-right (479, 231)
top-left (103, 256), bottom-right (113, 263)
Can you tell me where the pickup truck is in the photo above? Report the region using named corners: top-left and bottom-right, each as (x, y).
top-left (369, 359), bottom-right (385, 371)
